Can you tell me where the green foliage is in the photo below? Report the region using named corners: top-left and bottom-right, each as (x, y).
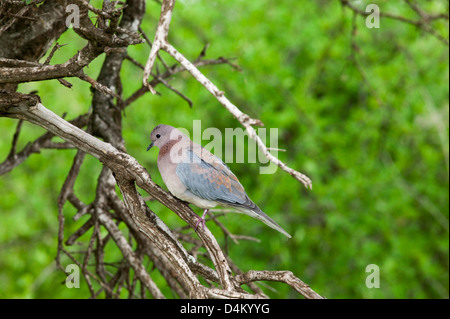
top-left (0, 0), bottom-right (448, 298)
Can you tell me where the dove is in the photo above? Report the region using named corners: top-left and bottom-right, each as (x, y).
top-left (147, 124), bottom-right (291, 238)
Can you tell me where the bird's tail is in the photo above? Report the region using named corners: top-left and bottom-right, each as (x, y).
top-left (235, 206), bottom-right (292, 238)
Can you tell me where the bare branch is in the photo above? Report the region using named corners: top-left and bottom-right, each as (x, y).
top-left (97, 203), bottom-right (165, 299)
top-left (0, 0), bottom-right (324, 299)
top-left (142, 0), bottom-right (176, 94)
top-left (340, 0), bottom-right (449, 45)
top-left (0, 112), bottom-right (89, 176)
top-left (43, 43), bottom-right (67, 66)
top-left (235, 270), bottom-right (326, 299)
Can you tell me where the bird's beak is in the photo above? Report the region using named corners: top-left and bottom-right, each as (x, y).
top-left (146, 142), bottom-right (154, 151)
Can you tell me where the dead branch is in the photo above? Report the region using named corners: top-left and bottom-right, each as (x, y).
top-left (0, 92), bottom-right (323, 299)
top-left (235, 270), bottom-right (325, 299)
top-left (340, 0), bottom-right (449, 45)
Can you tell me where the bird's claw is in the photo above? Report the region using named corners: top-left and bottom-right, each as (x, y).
top-left (194, 209), bottom-right (209, 231)
top-left (194, 217), bottom-right (206, 230)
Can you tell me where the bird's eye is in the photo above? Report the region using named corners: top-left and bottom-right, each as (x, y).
top-left (156, 134), bottom-right (161, 138)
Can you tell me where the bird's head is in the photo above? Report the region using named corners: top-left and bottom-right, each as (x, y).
top-left (147, 124), bottom-right (184, 151)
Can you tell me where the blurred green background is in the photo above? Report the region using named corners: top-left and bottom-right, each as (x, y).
top-left (0, 0), bottom-right (448, 298)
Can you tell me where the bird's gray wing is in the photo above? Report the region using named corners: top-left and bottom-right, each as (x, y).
top-left (175, 148), bottom-right (256, 209)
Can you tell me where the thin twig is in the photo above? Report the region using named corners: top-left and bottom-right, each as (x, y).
top-left (44, 43), bottom-right (67, 65)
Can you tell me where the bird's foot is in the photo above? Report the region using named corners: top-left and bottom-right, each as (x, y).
top-left (194, 209), bottom-right (209, 231)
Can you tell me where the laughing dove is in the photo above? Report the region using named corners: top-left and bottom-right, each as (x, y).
top-left (147, 124), bottom-right (292, 238)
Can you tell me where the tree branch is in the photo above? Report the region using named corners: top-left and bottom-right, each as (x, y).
top-left (0, 0), bottom-right (323, 299)
top-left (235, 270), bottom-right (325, 299)
top-left (340, 0), bottom-right (449, 45)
